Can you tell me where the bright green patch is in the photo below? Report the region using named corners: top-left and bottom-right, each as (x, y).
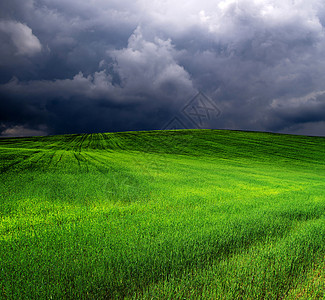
top-left (0, 129), bottom-right (324, 299)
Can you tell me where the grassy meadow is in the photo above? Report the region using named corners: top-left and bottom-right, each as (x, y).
top-left (0, 129), bottom-right (324, 299)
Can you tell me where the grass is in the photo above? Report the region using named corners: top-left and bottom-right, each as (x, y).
top-left (0, 129), bottom-right (324, 299)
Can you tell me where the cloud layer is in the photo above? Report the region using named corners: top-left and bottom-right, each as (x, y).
top-left (0, 0), bottom-right (325, 136)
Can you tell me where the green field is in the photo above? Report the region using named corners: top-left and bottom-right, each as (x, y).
top-left (0, 129), bottom-right (324, 299)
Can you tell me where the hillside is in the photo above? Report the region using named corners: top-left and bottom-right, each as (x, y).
top-left (0, 130), bottom-right (324, 299)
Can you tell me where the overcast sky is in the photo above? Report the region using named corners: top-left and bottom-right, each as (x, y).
top-left (1, 0), bottom-right (325, 137)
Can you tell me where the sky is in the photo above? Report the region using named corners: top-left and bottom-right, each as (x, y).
top-left (0, 0), bottom-right (325, 137)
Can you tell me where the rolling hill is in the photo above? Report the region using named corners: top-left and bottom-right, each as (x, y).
top-left (0, 129), bottom-right (324, 299)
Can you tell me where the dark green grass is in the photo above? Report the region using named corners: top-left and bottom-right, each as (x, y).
top-left (0, 129), bottom-right (324, 299)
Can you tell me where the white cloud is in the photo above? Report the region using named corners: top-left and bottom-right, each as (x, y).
top-left (0, 27), bottom-right (195, 105)
top-left (271, 91), bottom-right (325, 109)
top-left (0, 20), bottom-right (42, 56)
top-left (109, 27), bottom-right (194, 97)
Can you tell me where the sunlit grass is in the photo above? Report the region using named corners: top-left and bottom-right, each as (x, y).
top-left (0, 129), bottom-right (324, 299)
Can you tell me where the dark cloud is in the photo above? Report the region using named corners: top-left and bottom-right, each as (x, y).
top-left (0, 0), bottom-right (325, 137)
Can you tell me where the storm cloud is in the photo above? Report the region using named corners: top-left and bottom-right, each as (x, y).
top-left (0, 0), bottom-right (325, 136)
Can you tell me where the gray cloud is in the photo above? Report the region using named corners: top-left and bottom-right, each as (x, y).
top-left (0, 124), bottom-right (47, 137)
top-left (0, 20), bottom-right (42, 56)
top-left (0, 0), bottom-right (325, 136)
